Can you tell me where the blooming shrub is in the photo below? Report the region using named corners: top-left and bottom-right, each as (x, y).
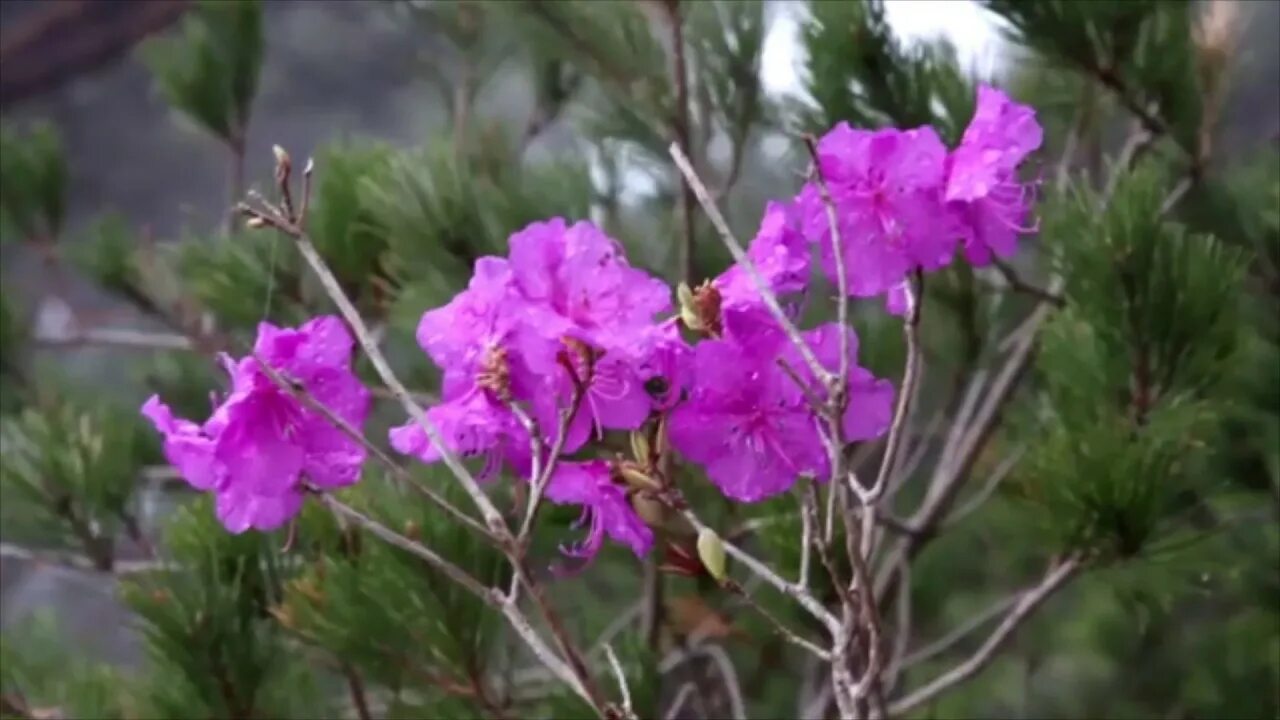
top-left (144, 84), bottom-right (1041, 558)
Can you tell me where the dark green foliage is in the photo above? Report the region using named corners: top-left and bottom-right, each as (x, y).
top-left (0, 122), bottom-right (65, 242)
top-left (985, 1), bottom-right (1201, 154)
top-left (169, 231), bottom-right (310, 331)
top-left (140, 0), bottom-right (263, 145)
top-left (121, 499), bottom-right (328, 719)
top-left (0, 294), bottom-right (24, 414)
top-left (0, 393), bottom-right (153, 565)
top-left (1017, 169), bottom-right (1245, 557)
top-left (274, 475), bottom-right (505, 707)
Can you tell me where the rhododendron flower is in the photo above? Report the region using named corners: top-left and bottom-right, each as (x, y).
top-left (668, 338), bottom-right (826, 501)
top-left (945, 84), bottom-right (1043, 265)
top-left (507, 218), bottom-right (670, 348)
top-left (798, 124), bottom-right (957, 305)
top-left (633, 320), bottom-right (693, 412)
top-left (714, 201), bottom-right (810, 307)
top-left (141, 316), bottom-right (370, 533)
top-left (669, 323), bottom-right (893, 503)
top-left (782, 324), bottom-right (896, 444)
top-left (544, 460), bottom-right (653, 561)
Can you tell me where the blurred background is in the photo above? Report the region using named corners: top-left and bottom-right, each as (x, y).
top-left (1, 1), bottom-right (1277, 718)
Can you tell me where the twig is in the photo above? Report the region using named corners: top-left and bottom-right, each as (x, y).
top-left (603, 645), bottom-right (635, 720)
top-left (666, 0), bottom-right (697, 287)
top-left (865, 272), bottom-right (923, 504)
top-left (341, 662), bottom-right (373, 720)
top-left (899, 594), bottom-right (1021, 670)
top-left (941, 445), bottom-right (1026, 529)
top-left (888, 555), bottom-right (1082, 716)
top-left (667, 142), bottom-right (832, 387)
top-left (802, 135), bottom-right (851, 390)
top-left (990, 259), bottom-right (1065, 308)
top-left (664, 682), bottom-right (698, 720)
top-left (0, 542), bottom-right (170, 575)
top-left (798, 487), bottom-right (814, 589)
top-left (680, 509), bottom-right (840, 634)
top-left (723, 579), bottom-right (831, 660)
top-left (659, 644), bottom-right (747, 720)
top-left (32, 326), bottom-right (195, 351)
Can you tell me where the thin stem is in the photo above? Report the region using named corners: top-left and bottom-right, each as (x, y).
top-left (802, 135), bottom-right (850, 390)
top-left (666, 0), bottom-right (697, 287)
top-left (680, 508), bottom-right (840, 633)
top-left (888, 556), bottom-right (1082, 716)
top-left (865, 273), bottom-right (923, 504)
top-left (603, 644), bottom-right (635, 720)
top-left (724, 579), bottom-right (831, 660)
top-left (667, 142), bottom-right (832, 386)
top-left (341, 662), bottom-right (372, 720)
top-left (899, 594), bottom-right (1021, 670)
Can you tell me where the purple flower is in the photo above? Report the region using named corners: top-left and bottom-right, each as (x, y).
top-left (782, 323), bottom-right (896, 444)
top-left (388, 387), bottom-right (532, 480)
top-left (544, 460), bottom-right (653, 561)
top-left (507, 219), bottom-right (670, 348)
top-left (523, 334), bottom-right (653, 453)
top-left (667, 339), bottom-right (826, 502)
top-left (798, 124), bottom-right (957, 303)
top-left (141, 317), bottom-right (371, 533)
top-left (668, 322), bottom-right (894, 503)
top-left (945, 85), bottom-right (1043, 265)
top-left (632, 320), bottom-right (693, 412)
top-left (714, 201), bottom-right (810, 307)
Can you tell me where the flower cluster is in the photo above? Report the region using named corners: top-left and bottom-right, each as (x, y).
top-left (796, 84), bottom-right (1043, 313)
top-left (142, 317), bottom-right (370, 533)
top-left (143, 84), bottom-right (1041, 557)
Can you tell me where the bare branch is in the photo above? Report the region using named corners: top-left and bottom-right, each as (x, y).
top-left (888, 556), bottom-right (1082, 716)
top-left (899, 594), bottom-right (1021, 671)
top-left (680, 508), bottom-right (840, 634)
top-left (603, 644), bottom-right (635, 720)
top-left (724, 579), bottom-right (832, 660)
top-left (659, 644), bottom-right (747, 720)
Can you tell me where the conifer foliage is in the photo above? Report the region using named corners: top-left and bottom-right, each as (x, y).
top-left (1, 2), bottom-right (1276, 719)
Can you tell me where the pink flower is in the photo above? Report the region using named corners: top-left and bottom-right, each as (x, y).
top-left (544, 460), bottom-right (653, 561)
top-left (714, 201), bottom-right (810, 307)
top-left (668, 323), bottom-right (894, 503)
top-left (667, 339), bottom-right (826, 502)
top-left (507, 219), bottom-right (670, 348)
top-left (798, 124), bottom-right (958, 304)
top-left (141, 317), bottom-right (370, 533)
top-left (945, 84), bottom-right (1043, 265)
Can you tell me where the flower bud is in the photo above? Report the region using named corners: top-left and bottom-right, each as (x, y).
top-left (696, 527), bottom-right (728, 584)
top-left (677, 282), bottom-right (702, 331)
top-left (630, 429), bottom-right (651, 465)
top-left (631, 492), bottom-right (666, 529)
top-left (617, 463), bottom-right (662, 493)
